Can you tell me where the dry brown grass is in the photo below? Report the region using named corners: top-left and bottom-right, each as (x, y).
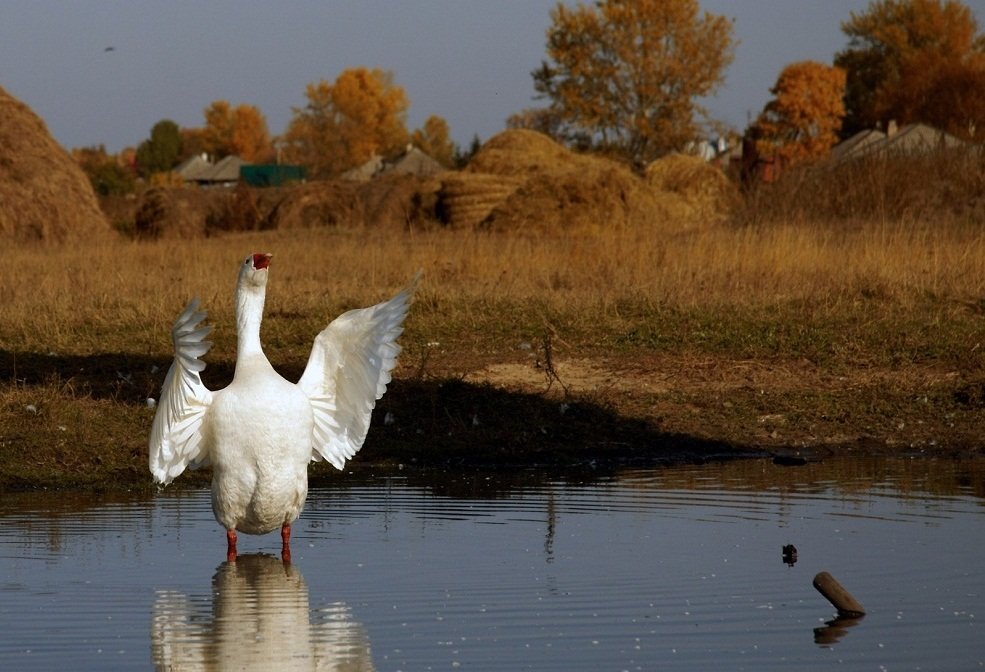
top-left (4, 168), bottom-right (985, 488)
top-left (2, 218), bottom-right (983, 361)
top-left (737, 147), bottom-right (985, 228)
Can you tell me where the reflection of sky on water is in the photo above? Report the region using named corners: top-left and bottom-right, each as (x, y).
top-left (0, 457), bottom-right (983, 670)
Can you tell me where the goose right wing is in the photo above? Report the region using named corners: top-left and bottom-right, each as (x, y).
top-left (149, 298), bottom-right (215, 485)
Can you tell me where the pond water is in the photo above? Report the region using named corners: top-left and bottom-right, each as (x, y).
top-left (1, 456), bottom-right (983, 671)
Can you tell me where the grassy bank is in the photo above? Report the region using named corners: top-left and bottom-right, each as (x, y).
top-left (2, 217), bottom-right (984, 489)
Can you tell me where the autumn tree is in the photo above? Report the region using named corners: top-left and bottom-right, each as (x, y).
top-left (835, 0), bottom-right (985, 136)
top-left (532, 0), bottom-right (736, 165)
top-left (283, 68), bottom-right (410, 178)
top-left (919, 60), bottom-right (985, 140)
top-left (72, 145), bottom-right (136, 196)
top-left (752, 61), bottom-right (846, 166)
top-left (136, 119), bottom-right (182, 177)
top-left (411, 115), bottom-right (456, 167)
top-left (178, 127), bottom-right (207, 162)
top-left (201, 101), bottom-right (274, 162)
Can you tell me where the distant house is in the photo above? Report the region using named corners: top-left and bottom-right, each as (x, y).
top-left (240, 164), bottom-right (306, 187)
top-left (341, 154), bottom-right (384, 182)
top-left (831, 122), bottom-right (967, 164)
top-left (386, 146), bottom-right (445, 177)
top-left (174, 155), bottom-right (305, 188)
top-left (200, 155), bottom-right (246, 187)
top-left (341, 146), bottom-right (445, 182)
top-left (174, 154), bottom-right (212, 183)
top-left (174, 154), bottom-right (244, 187)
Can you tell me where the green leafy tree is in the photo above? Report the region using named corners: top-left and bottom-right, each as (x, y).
top-left (136, 120), bottom-right (182, 177)
top-left (533, 0), bottom-right (736, 164)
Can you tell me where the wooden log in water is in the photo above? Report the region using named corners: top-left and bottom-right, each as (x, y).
top-left (813, 571), bottom-right (866, 616)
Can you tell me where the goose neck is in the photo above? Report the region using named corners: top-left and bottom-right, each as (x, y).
top-left (235, 285), bottom-right (266, 358)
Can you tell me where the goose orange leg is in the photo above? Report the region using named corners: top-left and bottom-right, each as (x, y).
top-left (281, 523), bottom-right (292, 564)
top-left (226, 529), bottom-right (238, 563)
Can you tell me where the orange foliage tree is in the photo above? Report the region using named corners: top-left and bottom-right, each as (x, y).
top-left (283, 68), bottom-right (410, 178)
top-left (753, 61), bottom-right (846, 166)
top-left (411, 115), bottom-right (456, 167)
top-left (835, 0), bottom-right (985, 137)
top-left (201, 101), bottom-right (274, 162)
top-left (532, 0), bottom-right (735, 164)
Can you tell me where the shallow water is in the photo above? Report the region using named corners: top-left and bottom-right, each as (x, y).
top-left (1, 457), bottom-right (983, 671)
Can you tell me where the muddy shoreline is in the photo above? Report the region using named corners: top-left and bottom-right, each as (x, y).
top-left (2, 349), bottom-right (982, 491)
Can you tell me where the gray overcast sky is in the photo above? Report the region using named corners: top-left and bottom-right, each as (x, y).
top-left (2, 1), bottom-right (983, 154)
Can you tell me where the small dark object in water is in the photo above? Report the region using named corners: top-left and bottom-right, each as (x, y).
top-left (772, 454), bottom-right (808, 466)
top-left (813, 571), bottom-right (866, 617)
top-left (782, 544), bottom-right (798, 565)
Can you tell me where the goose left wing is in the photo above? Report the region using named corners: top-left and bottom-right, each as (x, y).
top-left (149, 298), bottom-right (214, 485)
top-left (298, 275), bottom-right (417, 469)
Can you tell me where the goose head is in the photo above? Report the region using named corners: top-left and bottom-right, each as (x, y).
top-left (235, 253), bottom-right (273, 360)
top-left (238, 252), bottom-right (273, 289)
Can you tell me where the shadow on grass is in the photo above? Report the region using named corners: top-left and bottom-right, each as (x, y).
top-left (1, 349), bottom-right (763, 473)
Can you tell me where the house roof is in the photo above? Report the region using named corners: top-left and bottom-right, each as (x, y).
top-left (200, 155), bottom-right (246, 182)
top-left (831, 124), bottom-right (966, 163)
top-left (174, 154), bottom-right (212, 181)
top-left (341, 154), bottom-right (383, 182)
top-left (829, 129), bottom-right (886, 163)
top-left (386, 146), bottom-right (444, 177)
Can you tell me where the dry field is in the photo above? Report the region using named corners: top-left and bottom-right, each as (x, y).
top-left (2, 214), bottom-right (984, 489)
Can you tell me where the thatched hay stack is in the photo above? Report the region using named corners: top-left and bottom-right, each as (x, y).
top-left (0, 86), bottom-right (110, 242)
top-left (482, 160), bottom-right (653, 233)
top-left (134, 187), bottom-right (234, 239)
top-left (465, 129), bottom-right (583, 177)
top-left (268, 174), bottom-right (441, 230)
top-left (645, 153), bottom-right (739, 226)
top-left (439, 173), bottom-right (524, 228)
top-left (447, 129), bottom-right (680, 233)
top-left (265, 182), bottom-right (361, 230)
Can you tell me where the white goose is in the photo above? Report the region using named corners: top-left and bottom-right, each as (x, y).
top-left (149, 253), bottom-right (415, 561)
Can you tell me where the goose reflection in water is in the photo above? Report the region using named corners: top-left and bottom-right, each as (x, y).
top-left (152, 554), bottom-right (374, 670)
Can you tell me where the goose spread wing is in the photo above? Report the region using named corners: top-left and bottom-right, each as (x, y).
top-left (149, 298), bottom-right (215, 484)
top-left (298, 277), bottom-right (416, 470)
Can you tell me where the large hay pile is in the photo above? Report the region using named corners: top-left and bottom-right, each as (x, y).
top-left (438, 173), bottom-right (524, 229)
top-left (131, 175), bottom-right (442, 238)
top-left (0, 86), bottom-right (111, 242)
top-left (465, 128), bottom-right (584, 177)
top-left (269, 174), bottom-right (440, 230)
top-left (134, 187), bottom-right (235, 238)
top-left (645, 153), bottom-right (739, 225)
top-left (440, 129), bottom-right (735, 233)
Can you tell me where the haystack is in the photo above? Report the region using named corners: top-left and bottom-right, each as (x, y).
top-left (0, 86), bottom-right (110, 242)
top-left (483, 161), bottom-right (649, 233)
top-left (268, 174), bottom-right (440, 230)
top-left (133, 187), bottom-right (233, 239)
top-left (645, 153), bottom-right (738, 225)
top-left (465, 129), bottom-right (582, 177)
top-left (439, 173), bottom-right (524, 228)
top-left (447, 129), bottom-right (661, 232)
